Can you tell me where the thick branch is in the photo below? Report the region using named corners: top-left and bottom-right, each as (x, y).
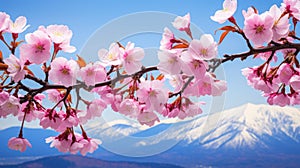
top-left (222, 42), bottom-right (300, 63)
top-left (19, 66), bottom-right (159, 104)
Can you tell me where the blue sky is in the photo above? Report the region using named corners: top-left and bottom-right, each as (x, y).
top-left (0, 0), bottom-right (287, 128)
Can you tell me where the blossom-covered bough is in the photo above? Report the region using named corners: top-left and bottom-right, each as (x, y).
top-left (0, 0), bottom-right (299, 155)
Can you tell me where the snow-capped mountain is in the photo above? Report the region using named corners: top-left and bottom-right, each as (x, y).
top-left (198, 103), bottom-right (300, 149)
top-left (87, 103), bottom-right (300, 150)
top-left (84, 103), bottom-right (300, 167)
top-left (2, 103), bottom-right (300, 167)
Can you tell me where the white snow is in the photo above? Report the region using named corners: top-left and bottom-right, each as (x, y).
top-left (86, 103), bottom-right (300, 150)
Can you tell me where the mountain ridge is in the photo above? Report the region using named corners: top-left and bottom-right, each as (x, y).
top-left (1, 103), bottom-right (300, 167)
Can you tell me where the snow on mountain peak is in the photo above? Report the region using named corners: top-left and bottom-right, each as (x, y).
top-left (86, 103), bottom-right (300, 152)
top-left (194, 103), bottom-right (300, 149)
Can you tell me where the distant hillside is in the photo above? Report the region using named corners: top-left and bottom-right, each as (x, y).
top-left (0, 127), bottom-right (59, 158)
top-left (0, 155), bottom-right (183, 168)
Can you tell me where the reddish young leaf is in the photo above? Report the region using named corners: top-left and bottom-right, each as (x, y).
top-left (67, 94), bottom-right (72, 104)
top-left (76, 55), bottom-right (86, 68)
top-left (251, 6), bottom-right (258, 14)
top-left (0, 63), bottom-right (8, 71)
top-left (215, 26), bottom-right (237, 44)
top-left (24, 66), bottom-right (35, 76)
top-left (0, 50), bottom-right (3, 62)
top-left (150, 74), bottom-right (155, 81)
top-left (156, 74), bottom-right (164, 80)
top-left (218, 31), bottom-right (230, 44)
top-left (117, 42), bottom-right (125, 49)
top-left (215, 26), bottom-right (236, 34)
top-left (172, 43), bottom-right (189, 49)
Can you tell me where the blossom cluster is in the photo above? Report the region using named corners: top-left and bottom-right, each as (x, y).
top-left (0, 10), bottom-right (226, 155)
top-left (241, 2), bottom-right (300, 107)
top-left (211, 0), bottom-right (300, 107)
top-left (0, 0), bottom-right (299, 155)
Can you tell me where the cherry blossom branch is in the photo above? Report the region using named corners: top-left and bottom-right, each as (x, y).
top-left (208, 42), bottom-right (300, 72)
top-left (19, 66), bottom-right (159, 104)
top-left (291, 35), bottom-right (300, 41)
top-left (222, 42), bottom-right (300, 63)
top-left (169, 76), bottom-right (194, 98)
top-left (51, 87), bottom-right (72, 111)
top-left (18, 101), bottom-right (30, 138)
top-left (25, 74), bottom-right (46, 86)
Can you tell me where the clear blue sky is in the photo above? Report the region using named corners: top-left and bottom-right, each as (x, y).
top-left (1, 0), bottom-right (283, 111)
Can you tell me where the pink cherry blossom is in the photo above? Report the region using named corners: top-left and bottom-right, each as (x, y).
top-left (79, 138), bottom-right (102, 156)
top-left (211, 0), bottom-right (237, 24)
top-left (165, 108), bottom-right (180, 118)
top-left (49, 57), bottom-right (79, 87)
top-left (177, 110), bottom-right (188, 120)
top-left (4, 54), bottom-right (26, 82)
top-left (46, 136), bottom-right (72, 153)
top-left (69, 140), bottom-right (85, 154)
top-left (290, 75), bottom-right (300, 92)
top-left (45, 25), bottom-right (72, 43)
top-left (244, 13), bottom-right (274, 46)
top-left (0, 94), bottom-right (21, 118)
top-left (0, 91), bottom-right (12, 118)
top-left (195, 73), bottom-right (214, 96)
top-left (18, 94), bottom-right (45, 122)
top-left (98, 43), bottom-right (122, 66)
top-left (0, 12), bottom-right (10, 33)
top-left (182, 80), bottom-right (199, 97)
top-left (166, 74), bottom-right (184, 93)
top-left (46, 89), bottom-right (65, 107)
top-left (46, 132), bottom-right (101, 155)
top-left (181, 51), bottom-right (207, 79)
top-left (267, 93), bottom-right (290, 107)
top-left (158, 50), bottom-right (183, 75)
top-left (55, 110), bottom-right (79, 132)
top-left (119, 99), bottom-right (140, 118)
top-left (8, 137), bottom-right (32, 152)
top-left (79, 62), bottom-right (106, 86)
top-left (137, 111), bottom-right (159, 127)
top-left (242, 67), bottom-right (278, 93)
top-left (184, 102), bottom-right (204, 118)
top-left (0, 91), bottom-right (9, 105)
top-left (172, 13), bottom-right (190, 31)
top-left (281, 0), bottom-right (300, 20)
top-left (269, 5), bottom-right (290, 42)
top-left (211, 80), bottom-right (227, 96)
top-left (277, 63), bottom-right (294, 85)
top-left (79, 99), bottom-right (107, 123)
top-left (242, 7), bottom-right (257, 19)
top-left (136, 80), bottom-right (169, 113)
top-left (255, 51), bottom-right (278, 62)
top-left (188, 34), bottom-right (218, 60)
top-left (43, 25), bottom-right (76, 53)
top-left (40, 109), bottom-right (63, 130)
top-left (184, 73), bottom-right (224, 97)
top-left (87, 99), bottom-right (107, 117)
top-left (121, 42), bottom-right (144, 75)
top-left (8, 16), bottom-right (30, 34)
top-left (110, 94), bottom-right (122, 112)
top-left (92, 86), bottom-right (115, 104)
top-left (20, 30), bottom-right (51, 64)
top-left (160, 27), bottom-right (175, 50)
top-left (290, 93), bottom-right (300, 105)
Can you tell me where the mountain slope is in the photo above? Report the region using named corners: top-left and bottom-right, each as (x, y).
top-left (194, 103), bottom-right (300, 149)
top-left (87, 103), bottom-right (300, 167)
top-left (2, 104), bottom-right (300, 167)
top-left (0, 155), bottom-right (183, 168)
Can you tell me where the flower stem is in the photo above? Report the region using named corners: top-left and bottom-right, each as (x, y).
top-left (18, 110), bottom-right (27, 139)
